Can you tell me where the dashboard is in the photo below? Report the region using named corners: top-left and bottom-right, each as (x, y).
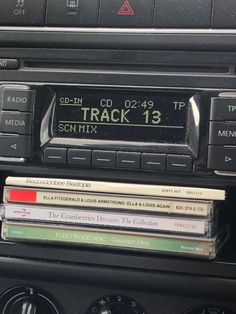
top-left (0, 1), bottom-right (236, 314)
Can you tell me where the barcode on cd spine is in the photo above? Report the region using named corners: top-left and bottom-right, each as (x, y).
top-left (3, 187), bottom-right (214, 217)
top-left (2, 204), bottom-right (215, 236)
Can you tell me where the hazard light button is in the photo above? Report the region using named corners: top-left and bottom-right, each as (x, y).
top-left (208, 146), bottom-right (236, 171)
top-left (99, 0), bottom-right (155, 27)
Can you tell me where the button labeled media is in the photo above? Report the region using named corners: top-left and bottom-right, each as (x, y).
top-left (99, 0), bottom-right (155, 27)
top-left (2, 87), bottom-right (35, 112)
top-left (0, 112), bottom-right (32, 135)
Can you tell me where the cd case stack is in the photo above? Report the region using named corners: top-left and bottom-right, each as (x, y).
top-left (0, 177), bottom-right (229, 259)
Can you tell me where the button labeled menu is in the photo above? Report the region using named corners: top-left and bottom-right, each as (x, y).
top-left (208, 146), bottom-right (236, 171)
top-left (210, 97), bottom-right (236, 121)
top-left (0, 112), bottom-right (32, 134)
top-left (100, 0), bottom-right (155, 27)
top-left (0, 0), bottom-right (46, 26)
top-left (209, 121), bottom-right (236, 145)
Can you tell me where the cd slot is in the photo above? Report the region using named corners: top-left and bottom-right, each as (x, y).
top-left (23, 60), bottom-right (230, 74)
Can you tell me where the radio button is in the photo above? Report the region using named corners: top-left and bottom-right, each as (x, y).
top-left (211, 97), bottom-right (236, 121)
top-left (209, 121), bottom-right (236, 145)
top-left (92, 150), bottom-right (116, 168)
top-left (0, 112), bottom-right (32, 135)
top-left (141, 153), bottom-right (166, 171)
top-left (0, 135), bottom-right (31, 158)
top-left (208, 146), bottom-right (236, 171)
top-left (44, 147), bottom-right (67, 164)
top-left (2, 86), bottom-right (35, 112)
top-left (167, 155), bottom-right (193, 172)
top-left (116, 152), bottom-right (141, 169)
top-left (68, 149), bottom-right (91, 166)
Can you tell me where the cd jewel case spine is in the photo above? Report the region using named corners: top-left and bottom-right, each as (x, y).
top-left (1, 222), bottom-right (229, 259)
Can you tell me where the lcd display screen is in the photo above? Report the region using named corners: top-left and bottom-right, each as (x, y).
top-left (53, 89), bottom-right (192, 144)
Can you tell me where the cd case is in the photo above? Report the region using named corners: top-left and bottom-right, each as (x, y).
top-left (5, 176), bottom-right (226, 201)
top-left (1, 221), bottom-right (229, 259)
top-left (1, 204), bottom-right (218, 237)
top-left (3, 186), bottom-right (218, 218)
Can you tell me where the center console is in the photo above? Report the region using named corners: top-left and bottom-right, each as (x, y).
top-left (0, 1), bottom-right (236, 314)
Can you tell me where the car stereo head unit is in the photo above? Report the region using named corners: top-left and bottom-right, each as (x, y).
top-left (0, 83), bottom-right (234, 178)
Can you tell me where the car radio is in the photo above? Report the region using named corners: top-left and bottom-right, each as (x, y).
top-left (0, 84), bottom-right (236, 177)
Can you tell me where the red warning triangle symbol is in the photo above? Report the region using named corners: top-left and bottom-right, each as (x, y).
top-left (117, 0), bottom-right (134, 15)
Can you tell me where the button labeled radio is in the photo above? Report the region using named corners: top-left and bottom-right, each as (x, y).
top-left (0, 112), bottom-right (32, 135)
top-left (2, 87), bottom-right (35, 112)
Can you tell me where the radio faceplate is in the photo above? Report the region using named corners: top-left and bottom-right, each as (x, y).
top-left (0, 83), bottom-right (234, 178)
top-left (39, 85), bottom-right (204, 174)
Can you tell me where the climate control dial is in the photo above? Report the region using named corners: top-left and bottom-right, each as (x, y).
top-left (86, 295), bottom-right (147, 314)
top-left (0, 286), bottom-right (63, 314)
